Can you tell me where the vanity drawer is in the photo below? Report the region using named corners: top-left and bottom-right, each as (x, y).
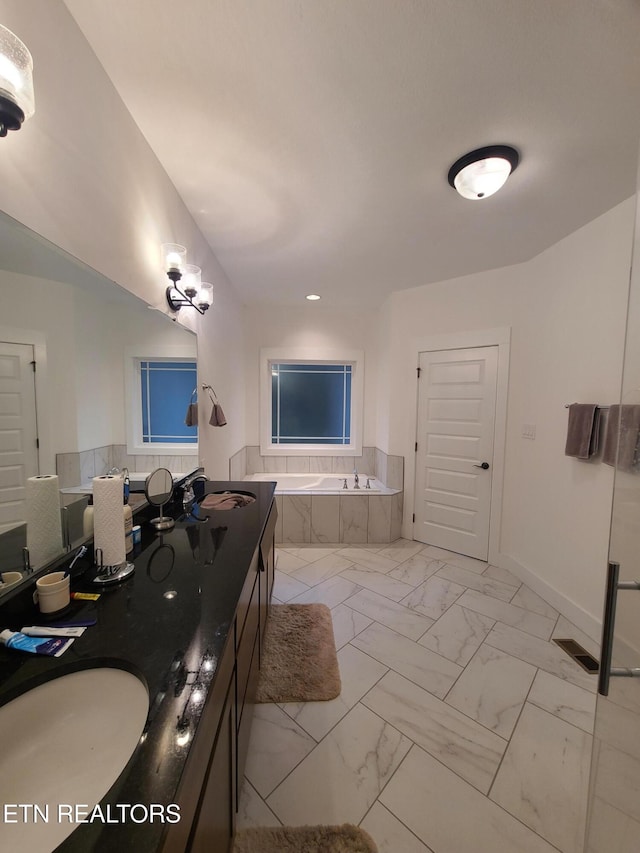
top-left (236, 626), bottom-right (259, 803)
top-left (235, 550), bottom-right (258, 652)
top-left (235, 573), bottom-right (260, 721)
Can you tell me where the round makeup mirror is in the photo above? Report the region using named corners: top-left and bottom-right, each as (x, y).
top-left (145, 468), bottom-right (175, 531)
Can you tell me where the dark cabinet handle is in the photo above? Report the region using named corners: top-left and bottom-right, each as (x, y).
top-left (474, 462), bottom-right (490, 470)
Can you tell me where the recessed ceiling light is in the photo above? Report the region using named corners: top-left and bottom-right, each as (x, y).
top-left (306, 294), bottom-right (321, 301)
top-left (448, 145), bottom-right (519, 200)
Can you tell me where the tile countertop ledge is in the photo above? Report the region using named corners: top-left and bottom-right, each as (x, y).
top-left (0, 480), bottom-right (277, 853)
top-left (60, 472), bottom-right (191, 495)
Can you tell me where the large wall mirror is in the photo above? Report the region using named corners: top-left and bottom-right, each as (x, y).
top-left (0, 210), bottom-right (197, 598)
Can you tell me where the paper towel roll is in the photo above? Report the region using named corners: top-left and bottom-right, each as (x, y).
top-left (26, 474), bottom-right (63, 569)
top-left (93, 475), bottom-right (125, 567)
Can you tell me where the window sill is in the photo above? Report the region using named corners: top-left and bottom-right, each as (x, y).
top-left (260, 444), bottom-right (362, 457)
top-left (127, 444), bottom-right (199, 456)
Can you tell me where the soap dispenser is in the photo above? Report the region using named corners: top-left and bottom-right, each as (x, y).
top-left (82, 496), bottom-right (94, 537)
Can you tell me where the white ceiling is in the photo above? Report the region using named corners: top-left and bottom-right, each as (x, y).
top-left (63, 0), bottom-right (640, 308)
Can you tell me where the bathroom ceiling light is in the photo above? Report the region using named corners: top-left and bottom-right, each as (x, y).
top-left (448, 145), bottom-right (520, 200)
top-left (0, 24), bottom-right (35, 137)
top-left (162, 244), bottom-right (212, 315)
top-left (306, 294), bottom-right (321, 301)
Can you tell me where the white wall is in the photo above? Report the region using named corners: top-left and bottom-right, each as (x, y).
top-left (195, 274), bottom-right (248, 478)
top-left (383, 198), bottom-right (635, 633)
top-left (72, 288), bottom-right (124, 451)
top-left (500, 199), bottom-right (634, 630)
top-left (0, 0), bottom-right (246, 475)
top-left (0, 271), bottom-right (78, 456)
top-left (1, 270), bottom-right (197, 456)
top-left (73, 289), bottom-right (198, 452)
top-left (243, 303), bottom-right (379, 449)
top-left (375, 298), bottom-right (393, 453)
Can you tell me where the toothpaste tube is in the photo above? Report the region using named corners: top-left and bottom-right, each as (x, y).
top-left (0, 629), bottom-right (74, 657)
top-left (20, 626), bottom-right (86, 638)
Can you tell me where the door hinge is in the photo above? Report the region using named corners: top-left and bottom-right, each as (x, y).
top-left (416, 367), bottom-right (421, 378)
top-left (412, 513), bottom-right (415, 523)
top-left (415, 442), bottom-right (418, 452)
top-left (36, 438), bottom-right (40, 449)
top-left (30, 360), bottom-right (36, 372)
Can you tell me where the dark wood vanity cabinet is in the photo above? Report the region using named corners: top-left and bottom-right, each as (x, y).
top-left (258, 503), bottom-right (277, 655)
top-left (169, 501), bottom-right (278, 853)
top-left (188, 674), bottom-right (236, 853)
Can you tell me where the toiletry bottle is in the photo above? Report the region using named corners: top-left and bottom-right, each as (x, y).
top-left (0, 629), bottom-right (74, 657)
top-left (123, 473), bottom-right (133, 554)
top-left (83, 496), bottom-right (94, 537)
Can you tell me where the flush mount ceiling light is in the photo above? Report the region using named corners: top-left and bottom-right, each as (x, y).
top-left (0, 24), bottom-right (35, 137)
top-left (161, 243), bottom-right (213, 314)
top-left (448, 145), bottom-right (519, 200)
top-left (305, 294), bottom-right (321, 301)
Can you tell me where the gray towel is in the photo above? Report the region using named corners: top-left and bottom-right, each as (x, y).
top-left (209, 401), bottom-right (227, 427)
top-left (204, 386), bottom-right (227, 426)
top-left (565, 404), bottom-right (600, 459)
top-left (602, 405), bottom-right (640, 470)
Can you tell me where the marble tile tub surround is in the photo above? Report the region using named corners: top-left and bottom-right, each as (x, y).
top-left (240, 540), bottom-right (597, 853)
top-left (231, 446), bottom-right (404, 543)
top-left (275, 491), bottom-right (403, 545)
top-left (230, 446), bottom-right (404, 490)
top-left (56, 444), bottom-right (198, 489)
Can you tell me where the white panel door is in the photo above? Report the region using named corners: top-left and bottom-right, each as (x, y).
top-left (0, 342), bottom-right (39, 534)
top-left (414, 346), bottom-right (498, 560)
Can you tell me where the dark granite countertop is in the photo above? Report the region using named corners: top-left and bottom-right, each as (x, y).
top-left (0, 480), bottom-right (276, 853)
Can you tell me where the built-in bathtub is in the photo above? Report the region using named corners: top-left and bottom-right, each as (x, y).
top-left (245, 472), bottom-right (387, 494)
top-left (244, 472), bottom-right (402, 544)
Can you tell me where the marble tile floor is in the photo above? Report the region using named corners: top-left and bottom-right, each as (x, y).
top-left (238, 540), bottom-right (599, 853)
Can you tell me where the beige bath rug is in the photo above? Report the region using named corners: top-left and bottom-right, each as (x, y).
top-left (256, 604), bottom-right (341, 703)
top-left (233, 823), bottom-right (378, 853)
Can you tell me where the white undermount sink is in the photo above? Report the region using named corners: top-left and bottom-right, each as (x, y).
top-left (0, 667), bottom-right (149, 852)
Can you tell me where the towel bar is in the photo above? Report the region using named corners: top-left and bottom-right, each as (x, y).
top-left (565, 403), bottom-right (610, 409)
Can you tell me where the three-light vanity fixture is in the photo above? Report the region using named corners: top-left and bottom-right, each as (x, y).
top-left (161, 243), bottom-right (214, 315)
top-left (0, 24), bottom-right (35, 137)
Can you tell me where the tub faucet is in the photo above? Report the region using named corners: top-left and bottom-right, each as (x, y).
top-left (353, 468), bottom-right (360, 489)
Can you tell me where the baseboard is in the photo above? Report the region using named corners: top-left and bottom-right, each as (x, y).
top-left (496, 552), bottom-right (602, 645)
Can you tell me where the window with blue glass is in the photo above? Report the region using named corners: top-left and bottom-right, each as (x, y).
top-left (140, 360), bottom-right (198, 444)
top-left (271, 363), bottom-right (352, 445)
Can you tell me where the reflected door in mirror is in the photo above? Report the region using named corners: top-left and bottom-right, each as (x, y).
top-left (0, 342), bottom-right (38, 534)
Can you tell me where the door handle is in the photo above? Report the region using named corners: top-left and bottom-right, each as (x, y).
top-left (474, 462), bottom-right (490, 470)
top-left (598, 561), bottom-right (640, 696)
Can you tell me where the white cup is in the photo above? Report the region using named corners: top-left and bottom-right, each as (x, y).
top-left (0, 571), bottom-right (22, 588)
top-left (33, 571), bottom-right (70, 614)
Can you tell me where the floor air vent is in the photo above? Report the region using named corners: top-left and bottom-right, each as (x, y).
top-left (553, 638), bottom-right (599, 674)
